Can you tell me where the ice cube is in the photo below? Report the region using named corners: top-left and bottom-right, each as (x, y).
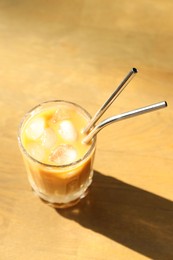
top-left (27, 143), bottom-right (45, 162)
top-left (26, 117), bottom-right (45, 140)
top-left (58, 120), bottom-right (77, 141)
top-left (51, 108), bottom-right (69, 123)
top-left (41, 128), bottom-right (57, 149)
top-left (50, 144), bottom-right (77, 165)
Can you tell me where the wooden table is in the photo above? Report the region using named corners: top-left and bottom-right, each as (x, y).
top-left (1, 1), bottom-right (173, 259)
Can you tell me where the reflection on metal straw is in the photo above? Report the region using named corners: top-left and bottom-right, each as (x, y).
top-left (83, 68), bottom-right (138, 134)
top-left (83, 101), bottom-right (167, 143)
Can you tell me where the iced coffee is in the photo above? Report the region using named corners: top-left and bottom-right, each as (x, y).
top-left (18, 100), bottom-right (96, 208)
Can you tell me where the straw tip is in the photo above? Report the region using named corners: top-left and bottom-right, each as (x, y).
top-left (164, 101), bottom-right (168, 107)
top-left (132, 68), bottom-right (138, 73)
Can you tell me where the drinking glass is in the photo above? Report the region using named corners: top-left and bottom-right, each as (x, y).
top-left (18, 100), bottom-right (96, 208)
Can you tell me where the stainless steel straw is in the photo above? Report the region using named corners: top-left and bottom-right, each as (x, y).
top-left (83, 68), bottom-right (138, 134)
top-left (83, 101), bottom-right (167, 143)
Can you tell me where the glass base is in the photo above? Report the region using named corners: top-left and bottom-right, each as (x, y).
top-left (30, 170), bottom-right (93, 209)
top-left (32, 186), bottom-right (90, 209)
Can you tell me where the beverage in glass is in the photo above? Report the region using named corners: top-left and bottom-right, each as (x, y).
top-left (18, 100), bottom-right (96, 208)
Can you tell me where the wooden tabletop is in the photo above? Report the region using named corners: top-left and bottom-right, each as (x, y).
top-left (1, 1), bottom-right (173, 259)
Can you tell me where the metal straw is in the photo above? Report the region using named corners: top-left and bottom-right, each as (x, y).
top-left (83, 101), bottom-right (167, 143)
top-left (83, 68), bottom-right (138, 134)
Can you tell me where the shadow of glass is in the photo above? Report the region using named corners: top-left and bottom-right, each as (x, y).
top-left (57, 170), bottom-right (173, 260)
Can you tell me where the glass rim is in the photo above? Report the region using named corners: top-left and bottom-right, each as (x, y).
top-left (18, 100), bottom-right (96, 168)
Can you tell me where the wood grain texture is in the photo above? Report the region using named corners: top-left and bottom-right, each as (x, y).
top-left (0, 1), bottom-right (173, 259)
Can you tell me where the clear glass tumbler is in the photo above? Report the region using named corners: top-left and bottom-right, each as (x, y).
top-left (18, 100), bottom-right (96, 208)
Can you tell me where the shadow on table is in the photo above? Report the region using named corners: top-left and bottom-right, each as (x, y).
top-left (56, 170), bottom-right (173, 260)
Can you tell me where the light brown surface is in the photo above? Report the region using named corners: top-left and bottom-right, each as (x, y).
top-left (0, 1), bottom-right (173, 259)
